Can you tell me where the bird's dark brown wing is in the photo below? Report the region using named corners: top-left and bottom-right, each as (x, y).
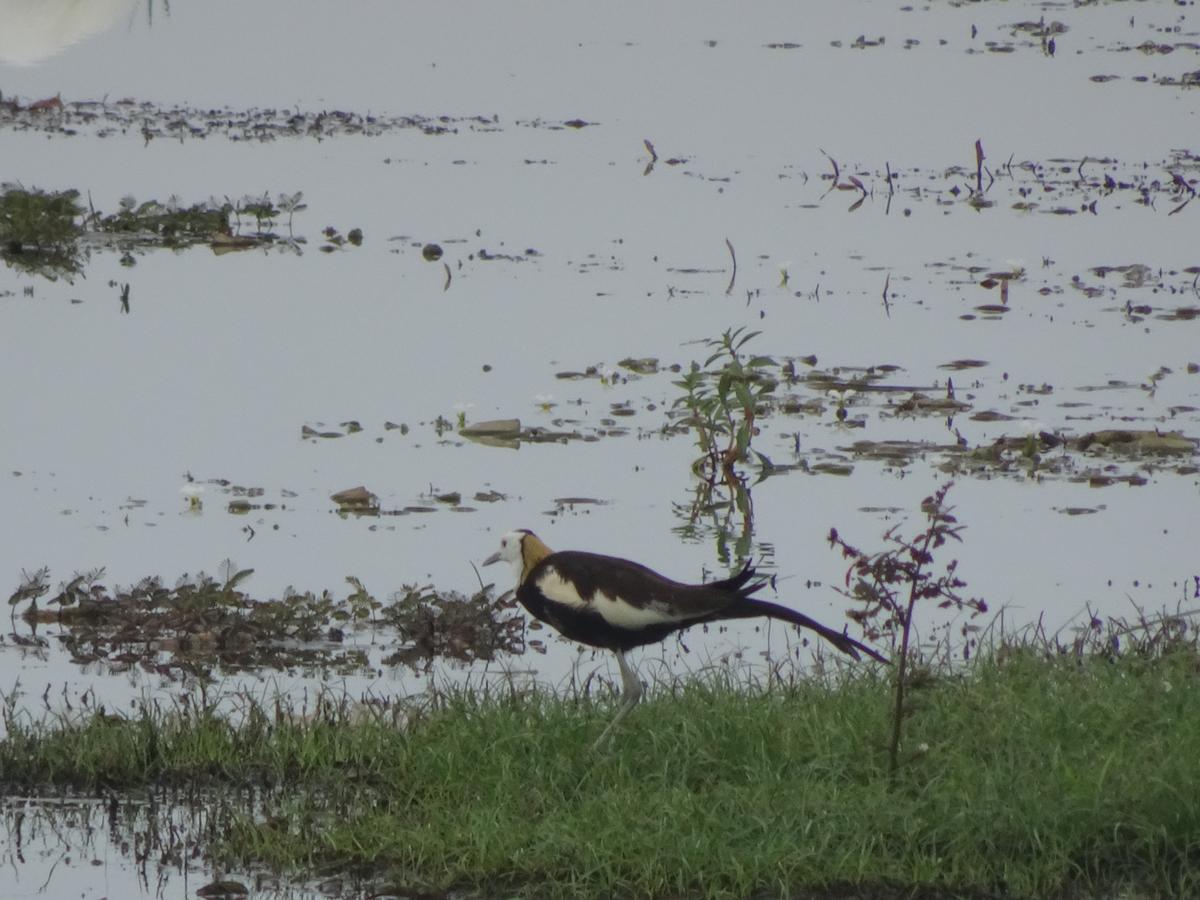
top-left (529, 551), bottom-right (747, 624)
top-left (528, 551), bottom-right (888, 664)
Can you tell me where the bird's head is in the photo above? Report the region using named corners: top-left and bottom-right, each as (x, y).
top-left (483, 528), bottom-right (553, 584)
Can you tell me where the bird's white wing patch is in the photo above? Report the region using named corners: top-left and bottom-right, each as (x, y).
top-left (536, 568), bottom-right (688, 630)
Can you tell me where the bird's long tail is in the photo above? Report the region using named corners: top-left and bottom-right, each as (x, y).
top-left (717, 564), bottom-right (890, 665)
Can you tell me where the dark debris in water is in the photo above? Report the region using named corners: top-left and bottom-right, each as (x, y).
top-left (331, 485), bottom-right (378, 510)
top-left (1, 96), bottom-right (501, 141)
top-left (810, 149), bottom-right (1200, 222)
top-left (0, 94), bottom-right (595, 143)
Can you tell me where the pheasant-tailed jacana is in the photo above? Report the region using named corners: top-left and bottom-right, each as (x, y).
top-left (483, 529), bottom-right (888, 747)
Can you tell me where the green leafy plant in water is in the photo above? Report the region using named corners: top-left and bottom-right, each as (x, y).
top-left (0, 186), bottom-right (85, 278)
top-left (342, 576), bottom-right (379, 625)
top-left (6, 564), bottom-right (522, 681)
top-left (101, 194), bottom-right (229, 242)
top-left (672, 327), bottom-right (776, 559)
top-left (236, 193), bottom-right (279, 232)
top-left (673, 326), bottom-right (776, 484)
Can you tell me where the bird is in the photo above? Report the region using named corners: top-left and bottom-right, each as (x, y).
top-left (483, 529), bottom-right (888, 747)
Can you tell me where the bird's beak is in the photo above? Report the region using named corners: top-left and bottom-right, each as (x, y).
top-left (482, 551), bottom-right (501, 567)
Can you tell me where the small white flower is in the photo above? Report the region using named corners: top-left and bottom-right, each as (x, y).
top-left (534, 393), bottom-right (556, 411)
top-left (1006, 258), bottom-right (1026, 278)
top-left (180, 483), bottom-right (205, 510)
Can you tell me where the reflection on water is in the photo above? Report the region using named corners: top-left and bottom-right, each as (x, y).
top-left (0, 790), bottom-right (343, 899)
top-left (3, 792), bottom-right (219, 899)
top-left (0, 0), bottom-right (1197, 770)
top-left (0, 0), bottom-right (141, 67)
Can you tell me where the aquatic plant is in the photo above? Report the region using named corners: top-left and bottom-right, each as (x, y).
top-left (5, 567), bottom-right (522, 682)
top-left (672, 326), bottom-right (775, 484)
top-left (101, 194), bottom-right (229, 242)
top-left (0, 186), bottom-right (84, 277)
top-left (671, 328), bottom-right (776, 556)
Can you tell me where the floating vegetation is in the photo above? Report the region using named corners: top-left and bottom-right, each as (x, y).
top-left (0, 185), bottom-right (310, 279)
top-left (379, 583), bottom-right (524, 667)
top-left (278, 334), bottom-right (1198, 522)
top-left (1076, 429), bottom-right (1197, 455)
top-left (0, 186), bottom-right (84, 278)
top-left (0, 94), bottom-right (583, 142)
top-left (6, 566), bottom-right (523, 682)
top-left (101, 194), bottom-right (229, 242)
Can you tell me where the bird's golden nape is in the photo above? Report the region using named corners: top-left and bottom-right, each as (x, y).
top-left (517, 530), bottom-right (553, 582)
top-left (483, 528), bottom-right (888, 750)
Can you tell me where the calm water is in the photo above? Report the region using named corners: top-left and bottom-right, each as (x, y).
top-left (1, 0), bottom-right (1198, 894)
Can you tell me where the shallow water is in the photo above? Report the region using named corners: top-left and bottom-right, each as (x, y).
top-left (2, 0), bottom-right (1198, 893)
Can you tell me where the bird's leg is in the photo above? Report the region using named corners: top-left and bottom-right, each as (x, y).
top-left (591, 650), bottom-right (643, 751)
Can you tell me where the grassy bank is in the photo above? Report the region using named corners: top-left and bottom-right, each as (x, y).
top-left (2, 652), bottom-right (1199, 898)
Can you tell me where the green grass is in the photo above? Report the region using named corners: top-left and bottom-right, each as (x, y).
top-left (3, 652), bottom-right (1200, 898)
